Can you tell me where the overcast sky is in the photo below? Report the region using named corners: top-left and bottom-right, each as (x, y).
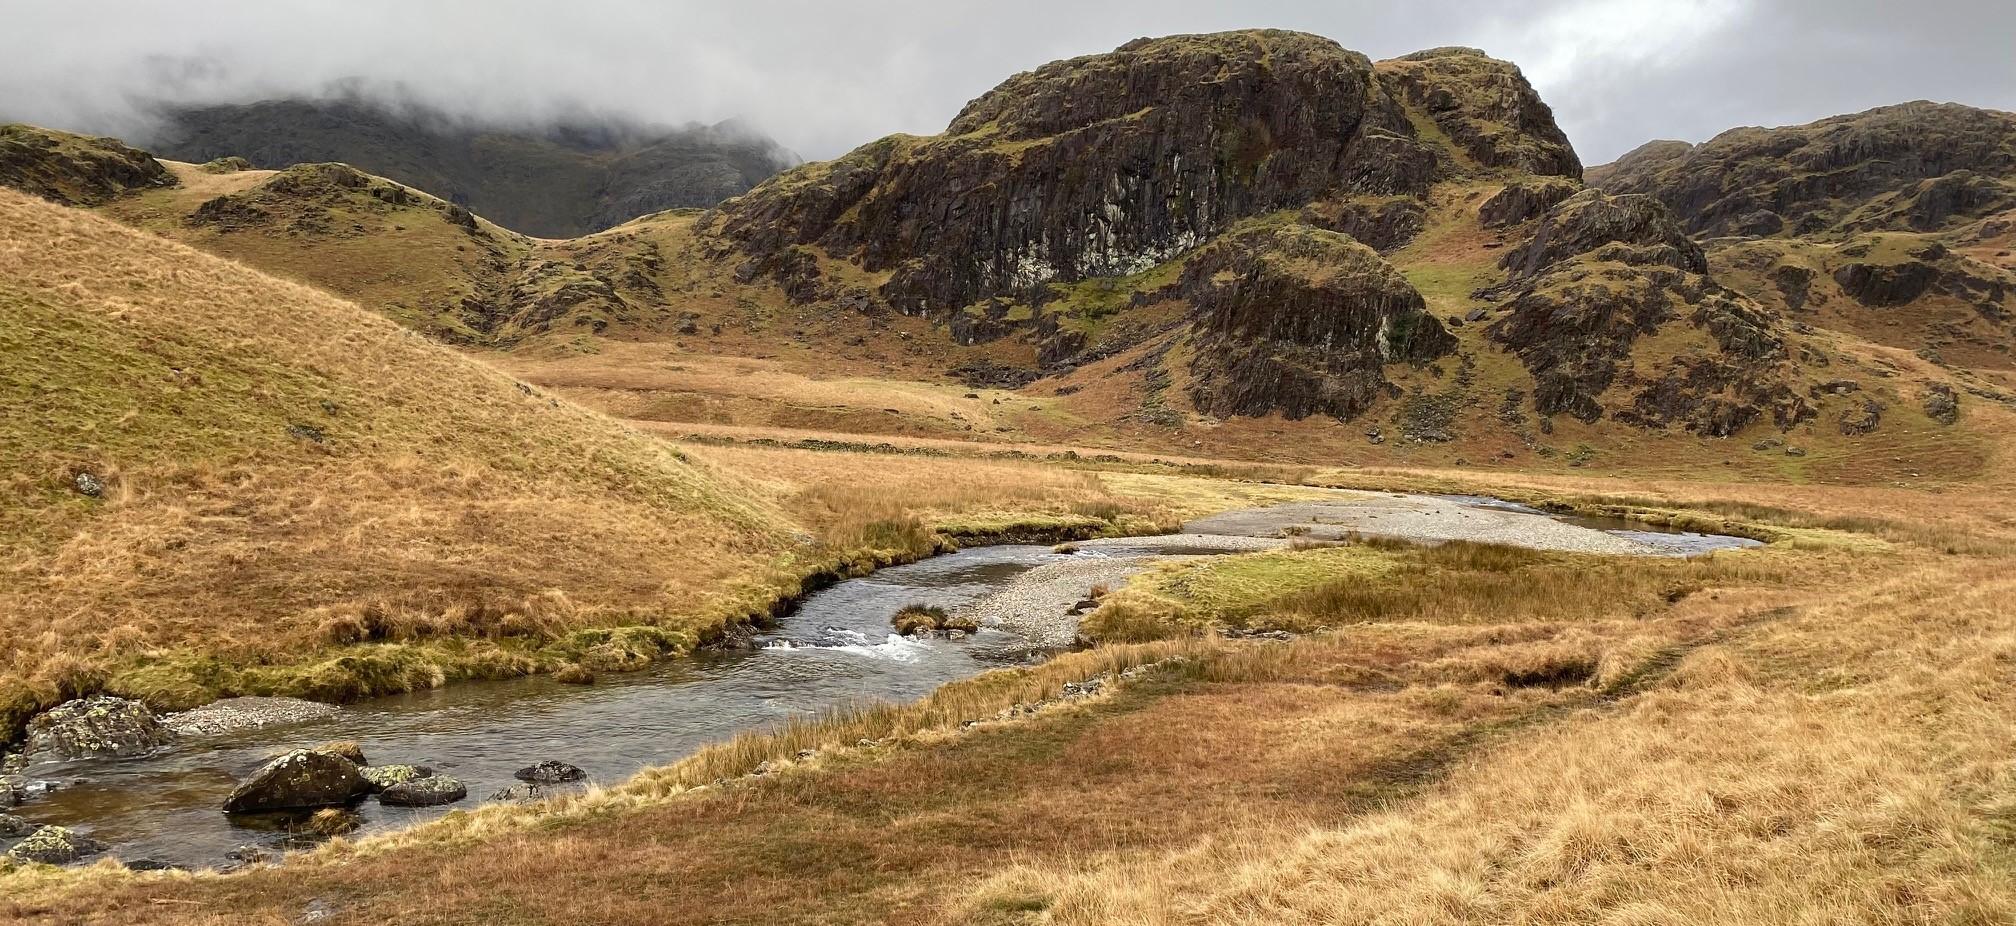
top-left (4, 0), bottom-right (2013, 166)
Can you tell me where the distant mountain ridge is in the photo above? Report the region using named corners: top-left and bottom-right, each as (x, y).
top-left (144, 97), bottom-right (798, 237)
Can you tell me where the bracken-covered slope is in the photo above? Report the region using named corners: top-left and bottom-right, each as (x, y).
top-left (0, 189), bottom-right (796, 735)
top-left (145, 98), bottom-right (798, 237)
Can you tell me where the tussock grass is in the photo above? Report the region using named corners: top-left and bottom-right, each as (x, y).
top-left (961, 560), bottom-right (2016, 926)
top-left (1084, 537), bottom-right (1815, 642)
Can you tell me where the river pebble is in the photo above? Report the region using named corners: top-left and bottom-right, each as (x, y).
top-left (163, 697), bottom-right (341, 737)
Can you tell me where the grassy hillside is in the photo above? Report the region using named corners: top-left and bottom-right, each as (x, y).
top-left (0, 189), bottom-right (805, 734)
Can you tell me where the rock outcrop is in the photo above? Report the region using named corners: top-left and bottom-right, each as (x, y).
top-left (0, 124), bottom-right (177, 206)
top-left (1377, 47), bottom-right (1581, 178)
top-left (1180, 222), bottom-right (1453, 421)
top-left (707, 31), bottom-right (1463, 315)
top-left (19, 696), bottom-right (173, 763)
top-left (1588, 102), bottom-right (2016, 238)
top-left (222, 749), bottom-right (371, 814)
top-left (1480, 177), bottom-right (1582, 228)
top-left (1499, 189), bottom-right (1707, 280)
top-left (1487, 190), bottom-right (1808, 434)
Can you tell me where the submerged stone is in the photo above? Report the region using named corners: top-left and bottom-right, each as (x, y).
top-left (378, 775), bottom-right (468, 808)
top-left (358, 764), bottom-right (434, 792)
top-left (513, 760), bottom-right (587, 784)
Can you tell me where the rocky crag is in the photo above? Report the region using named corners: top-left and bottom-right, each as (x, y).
top-left (1590, 102), bottom-right (2016, 395)
top-left (699, 31), bottom-right (1859, 440)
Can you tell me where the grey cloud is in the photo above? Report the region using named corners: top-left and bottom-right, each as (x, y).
top-left (2, 1), bottom-right (2011, 166)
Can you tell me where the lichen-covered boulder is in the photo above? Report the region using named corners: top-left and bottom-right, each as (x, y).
top-left (358, 764), bottom-right (435, 792)
top-left (378, 775), bottom-right (468, 808)
top-left (21, 695), bottom-right (173, 762)
top-left (1180, 222), bottom-right (1453, 422)
top-left (222, 749), bottom-right (370, 814)
top-left (5, 825), bottom-right (109, 865)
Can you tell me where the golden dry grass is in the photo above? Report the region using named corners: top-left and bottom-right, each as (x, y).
top-left (0, 189), bottom-right (802, 731)
top-left (963, 559), bottom-right (2016, 926)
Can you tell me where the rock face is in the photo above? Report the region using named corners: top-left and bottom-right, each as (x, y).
top-left (222, 749), bottom-right (371, 814)
top-left (20, 696), bottom-right (173, 763)
top-left (1378, 47), bottom-right (1581, 177)
top-left (147, 99), bottom-right (796, 237)
top-left (1487, 190), bottom-right (1808, 434)
top-left (1588, 102), bottom-right (2016, 238)
top-left (1500, 189), bottom-right (1707, 280)
top-left (378, 775), bottom-right (467, 807)
top-left (0, 124), bottom-right (177, 206)
top-left (5, 825), bottom-right (109, 865)
top-left (1479, 177), bottom-right (1581, 228)
top-left (1180, 222), bottom-right (1453, 420)
top-left (710, 31), bottom-right (1464, 315)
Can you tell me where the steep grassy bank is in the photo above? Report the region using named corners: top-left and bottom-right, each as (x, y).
top-left (0, 190), bottom-right (812, 737)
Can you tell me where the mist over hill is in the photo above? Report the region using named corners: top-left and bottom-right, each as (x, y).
top-left (142, 96), bottom-right (798, 237)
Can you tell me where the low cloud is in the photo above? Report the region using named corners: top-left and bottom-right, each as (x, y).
top-left (2, 1), bottom-right (2011, 165)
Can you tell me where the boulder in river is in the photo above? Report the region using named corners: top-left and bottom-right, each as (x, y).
top-left (5, 825), bottom-right (110, 864)
top-left (21, 695), bottom-right (173, 762)
top-left (0, 812), bottom-right (33, 836)
top-left (514, 760), bottom-right (587, 784)
top-left (222, 749), bottom-right (370, 814)
top-left (379, 775), bottom-right (468, 807)
top-left (358, 764), bottom-right (434, 792)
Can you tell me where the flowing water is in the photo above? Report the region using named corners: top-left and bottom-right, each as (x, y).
top-left (2, 498), bottom-right (1761, 869)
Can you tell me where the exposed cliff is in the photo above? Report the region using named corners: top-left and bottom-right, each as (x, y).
top-left (1588, 103), bottom-right (2016, 239)
top-left (1486, 190), bottom-right (1809, 435)
top-left (1182, 222), bottom-right (1454, 421)
top-left (710, 31), bottom-right (1454, 317)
